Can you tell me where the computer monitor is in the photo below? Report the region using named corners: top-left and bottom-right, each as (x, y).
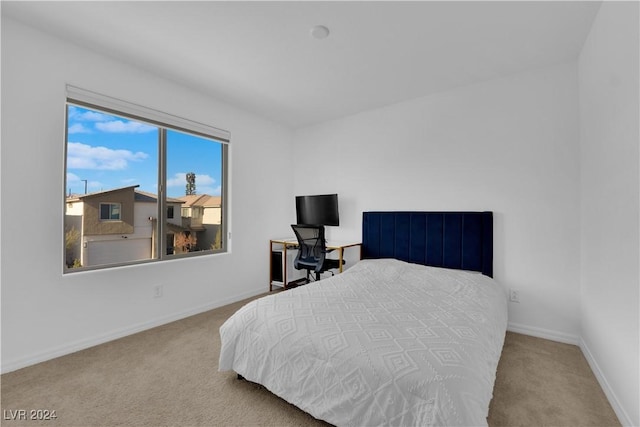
top-left (295, 193), bottom-right (339, 226)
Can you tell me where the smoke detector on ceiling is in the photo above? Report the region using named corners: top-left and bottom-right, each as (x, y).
top-left (310, 25), bottom-right (330, 40)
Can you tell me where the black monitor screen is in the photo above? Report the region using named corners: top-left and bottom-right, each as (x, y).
top-left (295, 193), bottom-right (339, 226)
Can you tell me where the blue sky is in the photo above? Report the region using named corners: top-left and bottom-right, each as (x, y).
top-left (66, 105), bottom-right (222, 198)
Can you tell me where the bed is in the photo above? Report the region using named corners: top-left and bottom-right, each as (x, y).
top-left (219, 211), bottom-right (507, 426)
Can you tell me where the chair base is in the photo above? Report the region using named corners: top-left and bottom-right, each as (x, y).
top-left (288, 270), bottom-right (336, 289)
top-left (305, 269), bottom-right (336, 283)
top-left (286, 278), bottom-right (309, 289)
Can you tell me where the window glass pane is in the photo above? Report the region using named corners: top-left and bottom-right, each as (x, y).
top-left (110, 204), bottom-right (121, 220)
top-left (166, 129), bottom-right (224, 254)
top-left (65, 105), bottom-right (159, 270)
top-left (100, 204), bottom-right (110, 220)
top-left (99, 203), bottom-right (122, 220)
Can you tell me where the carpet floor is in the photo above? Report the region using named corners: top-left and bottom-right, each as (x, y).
top-left (1, 295), bottom-right (620, 427)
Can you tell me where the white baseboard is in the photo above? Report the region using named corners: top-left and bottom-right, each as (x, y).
top-left (507, 321), bottom-right (580, 345)
top-left (0, 288), bottom-right (264, 374)
top-left (580, 338), bottom-right (633, 427)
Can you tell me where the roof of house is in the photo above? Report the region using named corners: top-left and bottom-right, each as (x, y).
top-left (66, 185), bottom-right (139, 202)
top-left (177, 194), bottom-right (221, 208)
top-left (135, 190), bottom-right (184, 204)
top-left (66, 186), bottom-right (184, 204)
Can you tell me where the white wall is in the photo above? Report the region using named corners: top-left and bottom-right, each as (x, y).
top-left (0, 17), bottom-right (294, 372)
top-left (294, 62), bottom-right (582, 343)
top-left (578, 2), bottom-right (640, 426)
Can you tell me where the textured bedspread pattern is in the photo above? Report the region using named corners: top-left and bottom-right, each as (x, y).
top-left (219, 259), bottom-right (508, 427)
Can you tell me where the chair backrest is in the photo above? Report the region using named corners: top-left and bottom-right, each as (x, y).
top-left (291, 224), bottom-right (327, 272)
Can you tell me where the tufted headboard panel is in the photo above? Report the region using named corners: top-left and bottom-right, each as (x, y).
top-left (362, 211), bottom-right (493, 277)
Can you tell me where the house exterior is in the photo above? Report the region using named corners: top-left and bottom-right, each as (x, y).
top-left (65, 186), bottom-right (186, 268)
top-left (177, 194), bottom-right (222, 250)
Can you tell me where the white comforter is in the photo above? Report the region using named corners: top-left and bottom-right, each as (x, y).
top-left (219, 258), bottom-right (508, 427)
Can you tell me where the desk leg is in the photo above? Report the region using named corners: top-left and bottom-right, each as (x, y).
top-left (269, 241), bottom-right (273, 292)
top-left (283, 244), bottom-right (288, 290)
top-left (339, 247), bottom-right (344, 273)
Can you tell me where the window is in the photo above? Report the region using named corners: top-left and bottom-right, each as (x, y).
top-left (64, 86), bottom-right (229, 272)
top-left (100, 203), bottom-right (121, 221)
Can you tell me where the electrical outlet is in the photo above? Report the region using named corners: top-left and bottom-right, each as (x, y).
top-left (509, 289), bottom-right (520, 303)
top-left (153, 285), bottom-right (163, 298)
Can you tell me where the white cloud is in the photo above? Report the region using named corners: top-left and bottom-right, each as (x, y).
top-left (80, 110), bottom-right (112, 122)
top-left (199, 185), bottom-right (222, 196)
top-left (66, 172), bottom-right (81, 183)
top-left (95, 120), bottom-right (156, 134)
top-left (68, 106), bottom-right (154, 133)
top-left (67, 142), bottom-right (148, 170)
top-left (66, 172), bottom-right (103, 194)
top-left (166, 172), bottom-right (187, 187)
top-left (68, 123), bottom-right (92, 134)
top-left (195, 174), bottom-right (216, 186)
top-left (68, 106), bottom-right (113, 122)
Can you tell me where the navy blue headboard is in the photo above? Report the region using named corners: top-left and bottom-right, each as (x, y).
top-left (362, 211), bottom-right (493, 277)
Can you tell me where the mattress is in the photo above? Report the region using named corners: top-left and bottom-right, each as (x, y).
top-left (219, 258), bottom-right (508, 426)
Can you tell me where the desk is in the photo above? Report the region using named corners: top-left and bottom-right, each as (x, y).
top-left (269, 238), bottom-right (361, 291)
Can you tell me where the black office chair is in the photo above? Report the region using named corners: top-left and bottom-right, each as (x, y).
top-left (291, 224), bottom-right (343, 283)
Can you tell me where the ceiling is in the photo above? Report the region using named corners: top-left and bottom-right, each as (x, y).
top-left (2, 1), bottom-right (601, 129)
